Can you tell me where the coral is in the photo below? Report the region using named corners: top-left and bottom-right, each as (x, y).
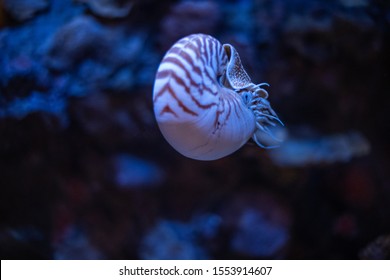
top-left (111, 154), bottom-right (164, 189)
top-left (159, 0), bottom-right (221, 49)
top-left (0, 91), bottom-right (67, 123)
top-left (220, 192), bottom-right (292, 258)
top-left (231, 209), bottom-right (289, 257)
top-left (139, 213), bottom-right (220, 259)
top-left (268, 131), bottom-right (370, 166)
top-left (3, 0), bottom-right (49, 21)
top-left (360, 235), bottom-right (390, 260)
top-left (43, 16), bottom-right (106, 71)
top-left (140, 220), bottom-right (208, 260)
top-left (0, 226), bottom-right (48, 259)
top-left (76, 0), bottom-right (134, 19)
top-left (53, 226), bottom-right (104, 260)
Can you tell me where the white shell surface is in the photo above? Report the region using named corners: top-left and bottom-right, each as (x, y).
top-left (153, 34), bottom-right (256, 160)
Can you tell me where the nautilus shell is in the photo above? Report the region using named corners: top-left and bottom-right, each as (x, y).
top-left (153, 34), bottom-right (283, 160)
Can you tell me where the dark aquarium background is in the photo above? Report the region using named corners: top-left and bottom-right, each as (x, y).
top-left (1, 0), bottom-right (390, 259)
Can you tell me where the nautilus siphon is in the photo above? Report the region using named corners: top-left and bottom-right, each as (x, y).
top-left (153, 34), bottom-right (283, 160)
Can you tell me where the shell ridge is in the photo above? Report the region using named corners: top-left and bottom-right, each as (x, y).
top-left (157, 82), bottom-right (198, 117)
top-left (156, 60), bottom-right (219, 113)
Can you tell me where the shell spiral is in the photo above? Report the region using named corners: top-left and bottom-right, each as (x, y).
top-left (153, 34), bottom-right (282, 160)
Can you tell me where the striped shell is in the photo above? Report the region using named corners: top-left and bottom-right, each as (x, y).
top-left (153, 34), bottom-right (282, 160)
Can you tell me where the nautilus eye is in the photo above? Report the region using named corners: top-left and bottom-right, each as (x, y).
top-left (153, 34), bottom-right (283, 160)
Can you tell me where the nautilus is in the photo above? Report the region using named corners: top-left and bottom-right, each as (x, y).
top-left (153, 34), bottom-right (283, 160)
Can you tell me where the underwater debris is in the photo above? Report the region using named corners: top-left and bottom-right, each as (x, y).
top-left (268, 131), bottom-right (370, 166)
top-left (3, 0), bottom-right (49, 21)
top-left (76, 0), bottom-right (134, 19)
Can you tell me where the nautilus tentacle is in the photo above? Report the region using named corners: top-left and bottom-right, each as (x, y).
top-left (153, 34), bottom-right (282, 160)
